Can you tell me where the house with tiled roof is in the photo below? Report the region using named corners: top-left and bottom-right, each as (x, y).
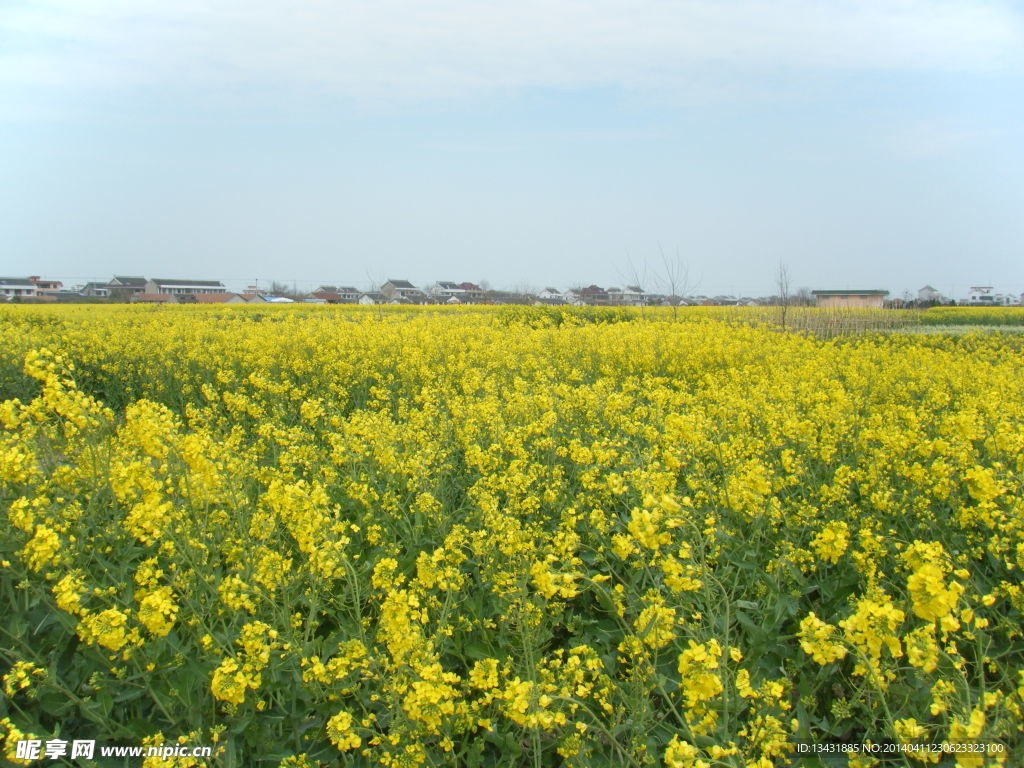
top-left (311, 286), bottom-right (362, 303)
top-left (107, 276), bottom-right (148, 298)
top-left (0, 278), bottom-right (38, 300)
top-left (29, 277), bottom-right (63, 293)
top-left (310, 287), bottom-right (342, 303)
top-left (535, 288), bottom-right (567, 306)
top-left (381, 280), bottom-right (426, 302)
top-left (80, 282), bottom-right (110, 298)
top-left (145, 278), bottom-right (227, 297)
top-left (194, 293), bottom-right (247, 304)
top-left (621, 285), bottom-right (646, 306)
top-left (567, 285), bottom-right (610, 306)
top-left (427, 281), bottom-right (466, 302)
top-left (965, 286), bottom-right (1015, 306)
top-left (457, 282), bottom-right (485, 302)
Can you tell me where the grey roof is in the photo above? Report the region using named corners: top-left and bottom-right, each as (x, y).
top-left (110, 276), bottom-right (147, 286)
top-left (385, 279), bottom-right (416, 288)
top-left (149, 278), bottom-right (225, 287)
top-left (0, 277), bottom-right (35, 286)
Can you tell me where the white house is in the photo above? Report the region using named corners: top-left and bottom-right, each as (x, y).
top-left (145, 278), bottom-right (227, 296)
top-left (621, 285), bottom-right (646, 306)
top-left (967, 286), bottom-right (1013, 306)
top-left (0, 278), bottom-right (38, 299)
top-left (427, 281), bottom-right (466, 301)
top-left (336, 286), bottom-right (362, 303)
top-left (606, 286), bottom-right (647, 306)
top-left (561, 289), bottom-right (587, 306)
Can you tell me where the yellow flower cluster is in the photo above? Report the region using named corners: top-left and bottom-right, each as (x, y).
top-left (676, 639), bottom-right (723, 728)
top-left (811, 520), bottom-right (849, 564)
top-left (2, 717), bottom-right (41, 767)
top-left (326, 710), bottom-right (361, 751)
top-left (798, 613), bottom-right (847, 665)
top-left (78, 607), bottom-right (134, 652)
top-left (2, 661), bottom-right (45, 697)
top-left (904, 542), bottom-right (965, 625)
top-left (211, 622), bottom-right (280, 706)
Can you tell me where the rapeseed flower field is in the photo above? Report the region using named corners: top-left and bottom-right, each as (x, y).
top-left (1, 304), bottom-right (1022, 767)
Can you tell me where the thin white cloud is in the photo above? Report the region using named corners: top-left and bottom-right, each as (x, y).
top-left (1, 0), bottom-right (1021, 100)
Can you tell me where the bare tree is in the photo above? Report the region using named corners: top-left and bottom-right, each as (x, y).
top-left (511, 281), bottom-right (538, 301)
top-left (659, 247), bottom-right (692, 321)
top-left (617, 253), bottom-right (649, 318)
top-left (776, 262), bottom-right (791, 329)
top-left (364, 268), bottom-right (384, 319)
top-left (363, 268), bottom-right (381, 295)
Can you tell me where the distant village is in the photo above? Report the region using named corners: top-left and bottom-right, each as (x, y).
top-left (1, 275), bottom-right (1022, 309)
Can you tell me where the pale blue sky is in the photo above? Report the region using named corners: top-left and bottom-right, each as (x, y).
top-left (2, 1), bottom-right (1023, 298)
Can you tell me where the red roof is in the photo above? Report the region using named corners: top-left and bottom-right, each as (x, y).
top-left (195, 293), bottom-right (242, 303)
top-left (311, 290), bottom-right (342, 302)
